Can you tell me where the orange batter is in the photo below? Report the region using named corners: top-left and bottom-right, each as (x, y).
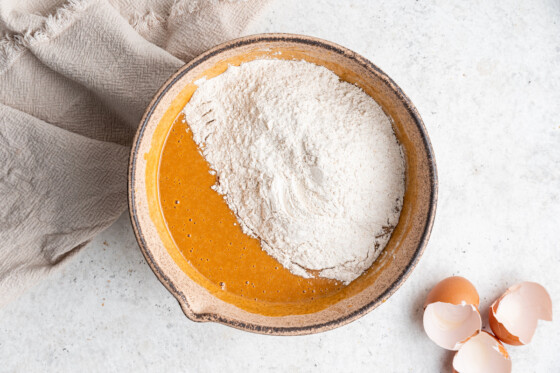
top-left (151, 48), bottom-right (410, 316)
top-left (158, 114), bottom-right (343, 303)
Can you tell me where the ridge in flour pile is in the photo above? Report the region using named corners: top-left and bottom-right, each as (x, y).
top-left (182, 59), bottom-right (405, 284)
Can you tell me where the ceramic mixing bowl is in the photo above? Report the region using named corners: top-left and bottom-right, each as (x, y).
top-left (128, 33), bottom-right (437, 335)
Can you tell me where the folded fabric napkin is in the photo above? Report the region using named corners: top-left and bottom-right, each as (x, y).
top-left (0, 0), bottom-right (269, 307)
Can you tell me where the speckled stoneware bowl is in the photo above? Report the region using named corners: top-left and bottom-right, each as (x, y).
top-left (128, 34), bottom-right (437, 335)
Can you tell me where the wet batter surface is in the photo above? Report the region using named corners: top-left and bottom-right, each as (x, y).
top-left (158, 114), bottom-right (343, 304)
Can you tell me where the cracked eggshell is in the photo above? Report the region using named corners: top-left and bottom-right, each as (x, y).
top-left (452, 331), bottom-right (512, 373)
top-left (423, 276), bottom-right (482, 350)
top-left (489, 281), bottom-right (553, 345)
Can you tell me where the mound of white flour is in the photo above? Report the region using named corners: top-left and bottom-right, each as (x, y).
top-left (183, 59), bottom-right (405, 284)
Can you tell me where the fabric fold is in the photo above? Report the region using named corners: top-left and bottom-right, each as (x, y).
top-left (0, 0), bottom-right (269, 307)
top-left (0, 103), bottom-right (129, 306)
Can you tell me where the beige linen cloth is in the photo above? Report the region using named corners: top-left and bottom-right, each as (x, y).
top-left (0, 0), bottom-right (269, 307)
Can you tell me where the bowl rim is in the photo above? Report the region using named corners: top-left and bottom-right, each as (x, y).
top-left (128, 33), bottom-right (438, 335)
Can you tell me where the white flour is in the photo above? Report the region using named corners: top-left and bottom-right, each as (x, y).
top-left (182, 59), bottom-right (405, 284)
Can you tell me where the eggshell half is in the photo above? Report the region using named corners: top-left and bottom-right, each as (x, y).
top-left (424, 276), bottom-right (480, 308)
top-left (423, 277), bottom-right (482, 350)
top-left (424, 302), bottom-right (481, 350)
top-left (452, 331), bottom-right (512, 373)
top-left (489, 281), bottom-right (552, 345)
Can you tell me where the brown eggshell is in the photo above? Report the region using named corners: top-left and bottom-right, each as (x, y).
top-left (452, 331), bottom-right (511, 373)
top-left (423, 302), bottom-right (481, 350)
top-left (423, 276), bottom-right (482, 350)
top-left (489, 281), bottom-right (552, 345)
top-left (489, 304), bottom-right (522, 345)
top-left (424, 276), bottom-right (479, 309)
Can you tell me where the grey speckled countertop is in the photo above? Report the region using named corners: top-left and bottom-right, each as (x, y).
top-left (1, 1), bottom-right (559, 372)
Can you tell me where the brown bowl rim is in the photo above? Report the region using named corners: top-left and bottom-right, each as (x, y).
top-left (128, 33), bottom-right (438, 335)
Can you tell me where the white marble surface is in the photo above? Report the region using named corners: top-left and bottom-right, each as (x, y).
top-left (1, 1), bottom-right (559, 372)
